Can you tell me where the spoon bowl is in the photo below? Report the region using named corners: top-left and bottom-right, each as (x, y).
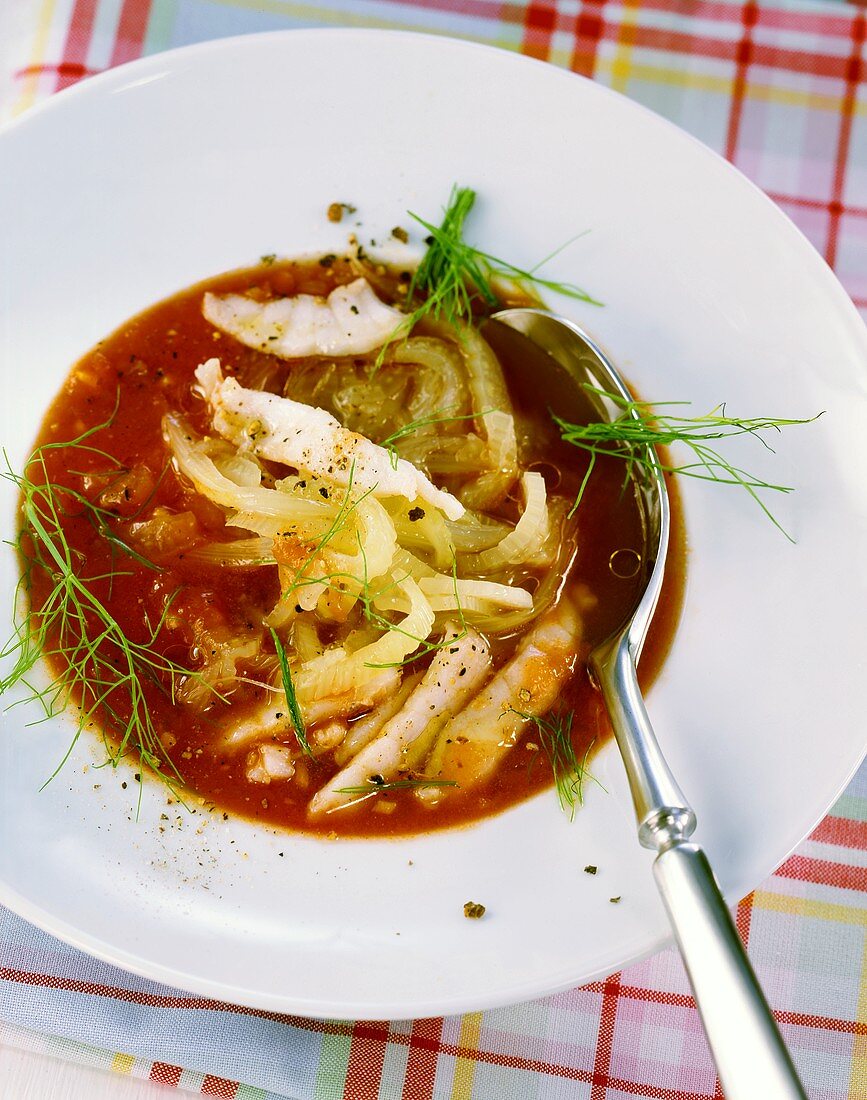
top-left (487, 309), bottom-right (668, 644)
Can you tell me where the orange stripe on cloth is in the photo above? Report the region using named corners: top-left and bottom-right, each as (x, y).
top-left (201, 1074), bottom-right (239, 1098)
top-left (150, 1062), bottom-right (183, 1087)
top-left (736, 890), bottom-right (756, 946)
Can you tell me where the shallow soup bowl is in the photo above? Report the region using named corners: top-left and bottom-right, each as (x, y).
top-left (1, 29), bottom-right (866, 1018)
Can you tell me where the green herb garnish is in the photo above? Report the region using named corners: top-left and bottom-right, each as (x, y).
top-left (554, 387), bottom-right (821, 539)
top-left (336, 776), bottom-right (459, 796)
top-left (0, 420), bottom-right (214, 798)
top-left (408, 186), bottom-right (600, 323)
top-left (377, 185), bottom-right (599, 363)
top-left (513, 707), bottom-right (601, 819)
top-left (269, 627), bottom-right (313, 760)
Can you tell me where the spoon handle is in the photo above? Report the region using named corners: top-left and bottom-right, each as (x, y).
top-left (593, 633), bottom-right (808, 1098)
top-left (592, 630), bottom-right (697, 848)
top-left (654, 843), bottom-right (808, 1099)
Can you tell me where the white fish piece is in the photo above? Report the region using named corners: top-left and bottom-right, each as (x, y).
top-left (195, 359), bottom-right (465, 520)
top-left (220, 666), bottom-right (401, 752)
top-left (421, 599), bottom-right (582, 799)
top-left (202, 278), bottom-right (404, 358)
top-left (246, 744), bottom-right (296, 785)
top-left (308, 624), bottom-right (492, 816)
top-left (332, 674), bottom-right (421, 767)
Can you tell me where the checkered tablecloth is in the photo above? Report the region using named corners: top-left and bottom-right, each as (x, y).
top-left (1, 3), bottom-right (866, 1098)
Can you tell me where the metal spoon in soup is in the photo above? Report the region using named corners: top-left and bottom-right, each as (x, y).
top-left (485, 308), bottom-right (808, 1100)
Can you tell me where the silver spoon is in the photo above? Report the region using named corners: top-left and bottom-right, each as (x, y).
top-left (487, 308), bottom-right (808, 1100)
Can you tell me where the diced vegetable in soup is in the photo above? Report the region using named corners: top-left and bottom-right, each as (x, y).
top-left (13, 253), bottom-right (684, 836)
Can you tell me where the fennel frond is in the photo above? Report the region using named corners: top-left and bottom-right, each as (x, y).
top-left (0, 423), bottom-right (215, 796)
top-left (269, 627), bottom-right (313, 760)
top-left (376, 185), bottom-right (599, 364)
top-left (555, 388), bottom-right (822, 539)
top-left (512, 707), bottom-right (601, 819)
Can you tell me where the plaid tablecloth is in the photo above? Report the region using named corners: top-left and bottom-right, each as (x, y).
top-left (1, 2), bottom-right (866, 1098)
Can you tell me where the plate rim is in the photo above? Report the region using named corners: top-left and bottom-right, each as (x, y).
top-left (1, 25), bottom-right (866, 1020)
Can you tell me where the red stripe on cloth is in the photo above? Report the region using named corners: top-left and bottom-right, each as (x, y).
top-left (775, 1009), bottom-right (867, 1036)
top-left (400, 1036), bottom-right (586, 1085)
top-left (201, 1075), bottom-right (239, 1098)
top-left (521, 1), bottom-right (557, 62)
top-left (15, 62), bottom-right (101, 80)
top-left (0, 966), bottom-right (352, 1028)
top-left (613, 982), bottom-right (867, 1036)
top-left (377, 0), bottom-right (862, 40)
top-left (599, 22), bottom-right (859, 80)
top-left (616, 984), bottom-right (693, 1008)
top-left (756, 2), bottom-right (865, 37)
top-left (570, 0), bottom-right (607, 79)
top-left (766, 190), bottom-right (867, 219)
top-left (600, 983), bottom-right (867, 1041)
top-left (590, 970), bottom-right (621, 1100)
top-left (57, 0), bottom-right (99, 92)
top-left (150, 1062), bottom-right (183, 1086)
top-left (725, 1), bottom-right (759, 164)
top-left (7, 956), bottom-right (867, 1088)
top-left (341, 1021), bottom-right (389, 1100)
top-left (604, 1080), bottom-right (716, 1100)
top-left (810, 815), bottom-right (867, 849)
top-left (110, 0), bottom-right (154, 67)
top-left (825, 12), bottom-right (866, 269)
top-left (775, 853), bottom-right (867, 892)
top-left (403, 1017), bottom-right (444, 1099)
top-left (641, 0), bottom-right (861, 38)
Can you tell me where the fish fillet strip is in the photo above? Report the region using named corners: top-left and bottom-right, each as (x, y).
top-left (195, 359), bottom-right (464, 520)
top-left (203, 278), bottom-right (404, 358)
top-left (423, 599), bottom-right (581, 797)
top-left (309, 625), bottom-right (492, 815)
top-left (221, 667), bottom-right (401, 751)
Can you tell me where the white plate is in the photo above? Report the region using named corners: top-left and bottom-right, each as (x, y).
top-left (1, 30), bottom-right (866, 1020)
